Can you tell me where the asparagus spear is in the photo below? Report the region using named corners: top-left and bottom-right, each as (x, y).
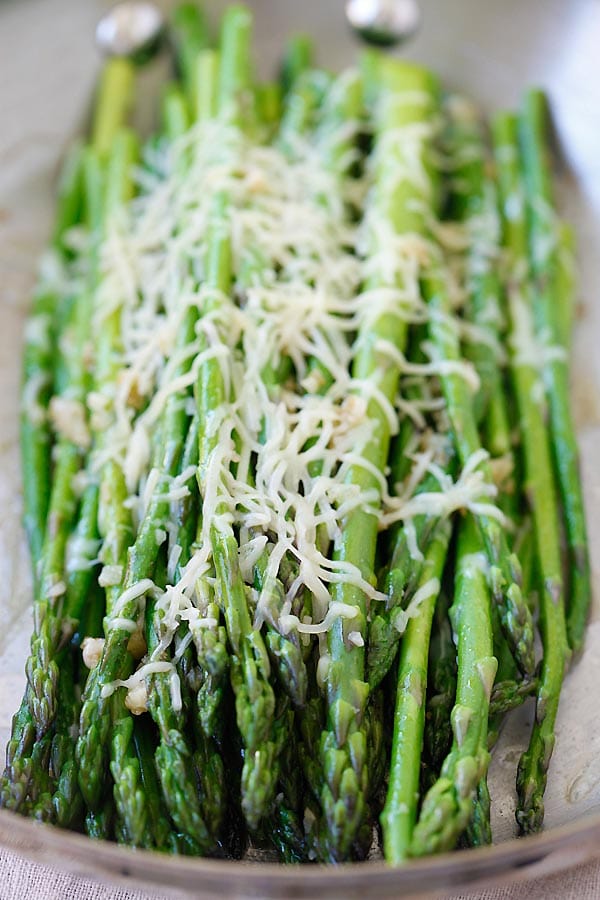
top-left (423, 584), bottom-right (456, 778)
top-left (368, 333), bottom-right (453, 689)
top-left (442, 98), bottom-right (521, 848)
top-left (492, 111), bottom-right (569, 834)
top-left (20, 143), bottom-right (84, 578)
top-left (444, 98), bottom-right (509, 430)
top-left (85, 797), bottom-right (115, 841)
top-left (130, 57), bottom-right (227, 853)
top-left (2, 63), bottom-right (136, 814)
top-left (445, 96), bottom-right (515, 475)
top-left (78, 22), bottom-right (229, 825)
top-left (189, 5), bottom-right (281, 832)
top-left (47, 649), bottom-right (84, 828)
top-left (554, 222), bottom-right (576, 351)
top-left (91, 59), bottom-right (135, 158)
top-left (424, 268), bottom-right (534, 677)
top-left (518, 89), bottom-right (590, 653)
top-left (169, 2), bottom-right (211, 111)
top-left (132, 716), bottom-right (182, 851)
top-left (92, 128), bottom-right (140, 614)
top-left (110, 708), bottom-right (153, 847)
top-left (463, 779), bottom-right (492, 848)
top-left (250, 67), bottom-right (364, 715)
top-left (381, 517), bottom-right (452, 863)
top-left (144, 596), bottom-right (212, 850)
top-left (280, 33), bottom-right (314, 94)
top-left (255, 696), bottom-right (308, 863)
top-left (488, 677), bottom-right (538, 716)
top-left (368, 468), bottom-right (450, 691)
top-left (318, 54), bottom-right (440, 863)
top-left (416, 94), bottom-right (535, 681)
top-left (254, 559), bottom-right (307, 709)
top-left (411, 514), bottom-right (497, 856)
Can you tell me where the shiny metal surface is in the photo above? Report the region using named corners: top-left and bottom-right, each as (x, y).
top-left (0, 0), bottom-right (599, 895)
top-left (345, 0), bottom-right (421, 47)
top-left (96, 1), bottom-right (165, 58)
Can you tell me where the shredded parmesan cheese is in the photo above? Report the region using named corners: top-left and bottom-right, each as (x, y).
top-left (78, 78), bottom-right (512, 683)
top-left (82, 637), bottom-right (105, 669)
top-left (49, 396), bottom-right (90, 449)
top-left (393, 577), bottom-right (440, 633)
top-left (98, 565), bottom-right (124, 587)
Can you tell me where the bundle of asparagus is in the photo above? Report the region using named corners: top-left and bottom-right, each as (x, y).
top-left (1, 2), bottom-right (589, 865)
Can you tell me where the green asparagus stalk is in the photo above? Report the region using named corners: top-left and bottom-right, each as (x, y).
top-left (381, 517), bottom-right (452, 863)
top-left (253, 68), bottom-right (365, 719)
top-left (368, 467), bottom-right (450, 691)
top-left (411, 514), bottom-right (497, 856)
top-left (445, 98), bottom-right (510, 430)
top-left (136, 66), bottom-right (226, 851)
top-left (280, 33), bottom-right (314, 94)
top-left (75, 133), bottom-right (150, 830)
top-left (145, 596), bottom-right (212, 850)
top-left (365, 686), bottom-right (386, 833)
top-left (85, 796), bottom-right (115, 841)
top-left (110, 709), bottom-right (152, 847)
top-left (518, 89), bottom-right (590, 652)
top-left (318, 54), bottom-right (439, 863)
top-left (442, 99), bottom-right (522, 849)
top-left (254, 558), bottom-right (307, 709)
top-left (48, 649), bottom-right (84, 828)
top-left (132, 716), bottom-right (181, 851)
top-left (418, 96), bottom-right (535, 681)
top-left (170, 2), bottom-right (211, 110)
top-left (256, 81), bottom-right (282, 138)
top-left (424, 268), bottom-right (534, 677)
top-left (256, 696), bottom-right (308, 863)
top-left (492, 110), bottom-right (569, 834)
top-left (445, 96), bottom-right (515, 483)
top-left (486, 519), bottom-right (538, 749)
top-left (191, 5), bottom-right (280, 832)
top-left (423, 585), bottom-right (456, 778)
top-left (1, 58), bottom-right (137, 815)
top-left (368, 327), bottom-right (452, 690)
top-left (554, 222), bottom-right (576, 351)
top-left (3, 154), bottom-right (104, 812)
top-left (78, 29), bottom-right (228, 823)
top-left (20, 143), bottom-right (84, 578)
top-left (463, 779), bottom-right (492, 848)
top-left (91, 59), bottom-right (136, 159)
top-left (488, 677), bottom-right (538, 717)
top-left (188, 588), bottom-right (230, 747)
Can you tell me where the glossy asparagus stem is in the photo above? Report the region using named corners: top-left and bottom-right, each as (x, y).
top-left (492, 110), bottom-right (569, 834)
top-left (2, 61), bottom-right (136, 814)
top-left (518, 89), bottom-right (590, 653)
top-left (319, 54), bottom-right (439, 863)
top-left (381, 518), bottom-right (452, 863)
top-left (411, 515), bottom-right (496, 856)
